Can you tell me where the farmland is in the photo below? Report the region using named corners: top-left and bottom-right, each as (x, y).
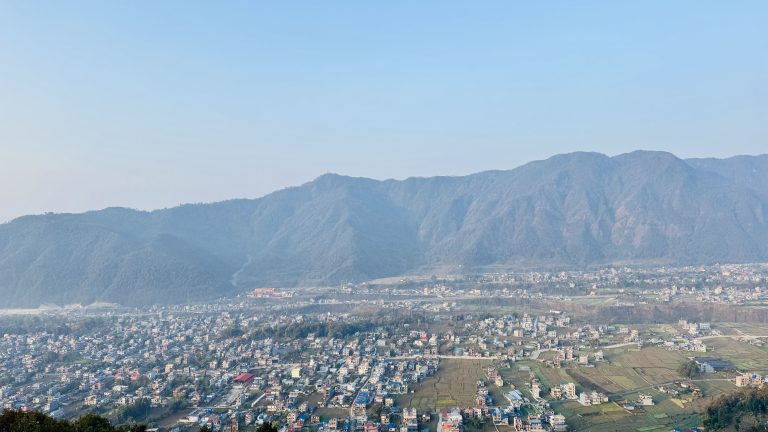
top-left (493, 344), bottom-right (745, 432)
top-left (397, 359), bottom-right (494, 411)
top-left (704, 337), bottom-right (768, 373)
top-left (393, 323), bottom-right (766, 431)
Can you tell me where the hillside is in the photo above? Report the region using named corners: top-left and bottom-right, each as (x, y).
top-left (0, 150), bottom-right (766, 307)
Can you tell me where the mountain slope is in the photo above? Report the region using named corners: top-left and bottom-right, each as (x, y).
top-left (0, 150), bottom-right (766, 307)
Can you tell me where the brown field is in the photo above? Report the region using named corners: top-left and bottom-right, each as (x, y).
top-left (314, 407), bottom-right (350, 420)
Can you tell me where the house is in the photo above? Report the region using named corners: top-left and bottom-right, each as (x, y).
top-left (234, 373), bottom-right (256, 387)
top-left (403, 408), bottom-right (418, 430)
top-left (438, 408), bottom-right (463, 432)
top-left (549, 414), bottom-right (567, 432)
top-left (562, 383), bottom-right (577, 400)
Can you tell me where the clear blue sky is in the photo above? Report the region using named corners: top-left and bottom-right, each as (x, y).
top-left (1, 1), bottom-right (766, 222)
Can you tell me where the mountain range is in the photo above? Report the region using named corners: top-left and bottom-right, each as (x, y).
top-left (1, 150), bottom-right (767, 307)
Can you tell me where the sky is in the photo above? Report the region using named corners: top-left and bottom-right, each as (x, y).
top-left (0, 1), bottom-right (766, 223)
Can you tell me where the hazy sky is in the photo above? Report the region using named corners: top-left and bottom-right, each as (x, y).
top-left (1, 1), bottom-right (766, 222)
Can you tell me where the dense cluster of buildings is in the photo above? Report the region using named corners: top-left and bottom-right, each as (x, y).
top-left (1, 263), bottom-right (767, 431)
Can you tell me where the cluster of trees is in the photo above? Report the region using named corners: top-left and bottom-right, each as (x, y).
top-left (704, 386), bottom-right (768, 431)
top-left (247, 310), bottom-right (431, 341)
top-left (168, 397), bottom-right (188, 413)
top-left (0, 409), bottom-right (241, 432)
top-left (678, 360), bottom-right (701, 378)
top-left (199, 420), bottom-right (279, 432)
top-left (219, 326), bottom-right (245, 338)
top-left (0, 316), bottom-right (113, 336)
top-left (0, 409), bottom-right (285, 432)
top-left (115, 399), bottom-right (150, 423)
top-left (0, 411), bottom-right (145, 432)
top-left (249, 321), bottom-right (377, 340)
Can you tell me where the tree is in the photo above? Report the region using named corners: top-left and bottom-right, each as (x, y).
top-left (704, 386), bottom-right (768, 430)
top-left (0, 410), bottom-right (147, 432)
top-left (257, 422), bottom-right (279, 432)
top-left (677, 360), bottom-right (700, 378)
top-left (0, 409), bottom-right (73, 432)
top-left (116, 399), bottom-right (151, 423)
top-left (115, 426), bottom-right (147, 432)
top-left (168, 397), bottom-right (188, 413)
top-left (73, 413), bottom-right (114, 432)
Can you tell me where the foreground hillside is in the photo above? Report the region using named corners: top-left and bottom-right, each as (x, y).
top-left (0, 150), bottom-right (767, 306)
top-left (0, 410), bottom-right (147, 432)
top-left (704, 386), bottom-right (768, 431)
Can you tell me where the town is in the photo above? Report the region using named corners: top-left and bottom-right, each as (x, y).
top-left (1, 263), bottom-right (768, 432)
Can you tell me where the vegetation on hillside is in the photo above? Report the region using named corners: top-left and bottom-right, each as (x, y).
top-left (0, 409), bottom-right (223, 432)
top-left (704, 386), bottom-right (768, 431)
top-left (0, 410), bottom-right (145, 432)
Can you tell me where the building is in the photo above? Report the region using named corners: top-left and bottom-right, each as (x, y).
top-left (233, 373), bottom-right (255, 388)
top-left (638, 394), bottom-right (654, 406)
top-left (694, 357), bottom-right (734, 373)
top-left (402, 408), bottom-right (418, 431)
top-left (437, 408), bottom-right (463, 432)
top-left (562, 382), bottom-right (577, 400)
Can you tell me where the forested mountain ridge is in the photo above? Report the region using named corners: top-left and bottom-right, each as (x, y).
top-left (1, 150), bottom-right (766, 307)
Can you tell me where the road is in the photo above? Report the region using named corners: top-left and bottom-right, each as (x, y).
top-left (389, 355), bottom-right (500, 360)
top-left (601, 342), bottom-right (642, 349)
top-left (696, 333), bottom-right (768, 341)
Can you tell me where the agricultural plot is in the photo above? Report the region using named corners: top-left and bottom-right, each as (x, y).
top-left (554, 346), bottom-right (740, 431)
top-left (697, 380), bottom-right (737, 400)
top-left (567, 347), bottom-right (689, 395)
top-left (397, 359), bottom-right (493, 411)
top-left (567, 365), bottom-right (643, 394)
top-left (615, 347), bottom-right (689, 370)
top-left (498, 363), bottom-right (533, 387)
top-left (314, 407), bottom-right (349, 420)
top-left (496, 361), bottom-right (573, 398)
top-left (535, 365), bottom-right (574, 390)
